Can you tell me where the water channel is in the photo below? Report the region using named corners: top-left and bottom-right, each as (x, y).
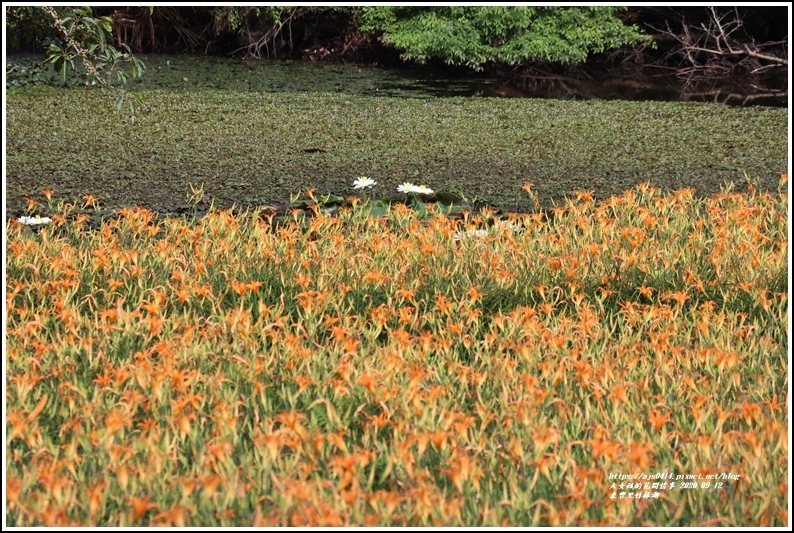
top-left (140, 55), bottom-right (789, 107)
top-left (7, 53), bottom-right (787, 107)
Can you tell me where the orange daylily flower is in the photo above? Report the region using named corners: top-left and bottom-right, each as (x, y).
top-left (201, 474), bottom-right (223, 499)
top-left (88, 480), bottom-right (107, 521)
top-left (82, 193), bottom-right (98, 208)
top-left (590, 439), bottom-right (620, 461)
top-left (431, 429), bottom-right (449, 451)
top-left (153, 506), bottom-right (187, 527)
top-left (609, 383), bottom-right (632, 406)
top-left (231, 279), bottom-right (249, 296)
top-left (626, 442), bottom-right (655, 471)
top-left (105, 408), bottom-right (131, 436)
top-left (533, 454), bottom-right (554, 483)
top-left (648, 409), bottom-right (671, 432)
top-left (548, 257), bottom-right (563, 270)
top-left (6, 477), bottom-right (22, 509)
top-left (275, 411), bottom-right (307, 438)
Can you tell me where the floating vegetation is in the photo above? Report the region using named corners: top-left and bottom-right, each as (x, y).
top-left (5, 79), bottom-right (787, 219)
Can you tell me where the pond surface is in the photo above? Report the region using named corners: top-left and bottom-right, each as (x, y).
top-left (7, 53), bottom-right (787, 107)
top-left (5, 53), bottom-right (787, 221)
top-left (137, 55), bottom-right (790, 107)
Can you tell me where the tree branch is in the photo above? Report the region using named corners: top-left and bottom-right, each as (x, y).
top-left (647, 7), bottom-right (787, 79)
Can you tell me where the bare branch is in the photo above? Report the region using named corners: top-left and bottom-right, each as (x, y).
top-left (742, 45), bottom-right (788, 65)
top-left (229, 7), bottom-right (300, 59)
top-left (647, 7), bottom-right (787, 80)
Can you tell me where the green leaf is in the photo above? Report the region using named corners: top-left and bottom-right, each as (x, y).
top-left (288, 199), bottom-right (315, 209)
top-left (365, 204), bottom-right (390, 218)
top-left (434, 191), bottom-right (463, 206)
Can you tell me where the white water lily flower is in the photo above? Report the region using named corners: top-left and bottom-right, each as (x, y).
top-left (453, 228), bottom-right (489, 241)
top-left (353, 177), bottom-right (377, 189)
top-left (398, 182), bottom-right (434, 195)
top-left (397, 182), bottom-right (417, 194)
top-left (453, 220), bottom-right (517, 241)
top-left (18, 215), bottom-right (52, 226)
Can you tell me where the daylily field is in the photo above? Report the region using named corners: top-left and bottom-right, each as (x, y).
top-left (5, 178), bottom-right (789, 526)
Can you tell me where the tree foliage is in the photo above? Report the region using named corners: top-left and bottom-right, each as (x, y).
top-left (41, 6), bottom-right (145, 87)
top-left (356, 6), bottom-right (653, 70)
top-left (6, 6), bottom-right (145, 115)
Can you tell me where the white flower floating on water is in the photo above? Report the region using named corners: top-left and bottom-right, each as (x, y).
top-left (397, 182), bottom-right (416, 194)
top-left (453, 228), bottom-right (489, 241)
top-left (397, 182), bottom-right (434, 195)
top-left (353, 176), bottom-right (377, 189)
top-left (453, 220), bottom-right (516, 241)
top-left (18, 215), bottom-right (53, 226)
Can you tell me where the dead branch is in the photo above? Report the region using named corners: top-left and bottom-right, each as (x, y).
top-left (231, 7), bottom-right (300, 59)
top-left (648, 7), bottom-right (787, 79)
top-left (741, 45), bottom-right (787, 65)
top-left (681, 88), bottom-right (787, 106)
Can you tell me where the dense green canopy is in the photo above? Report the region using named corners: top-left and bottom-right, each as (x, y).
top-left (356, 6), bottom-right (652, 69)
